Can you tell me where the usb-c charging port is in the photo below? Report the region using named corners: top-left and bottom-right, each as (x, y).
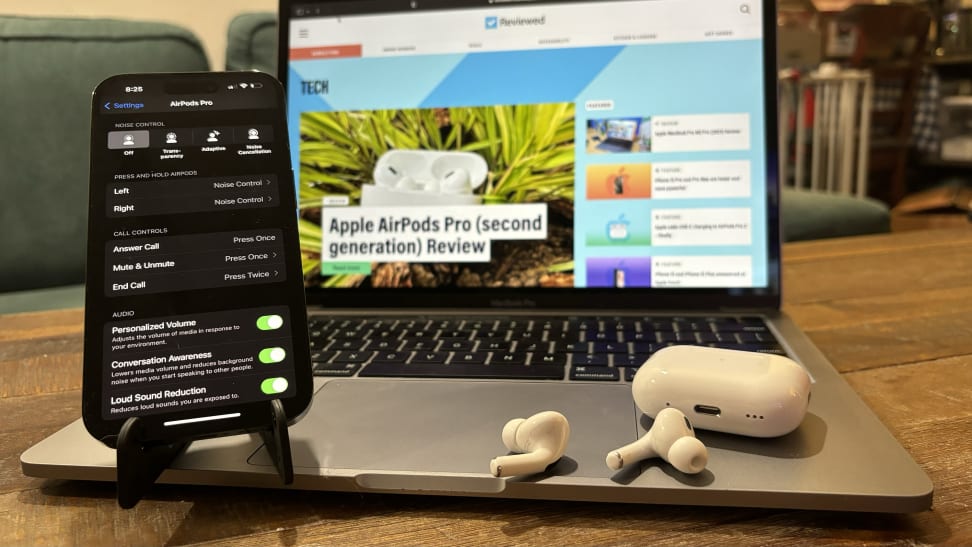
top-left (694, 404), bottom-right (721, 416)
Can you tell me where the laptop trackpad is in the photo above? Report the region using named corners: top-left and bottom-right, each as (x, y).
top-left (260, 379), bottom-right (637, 479)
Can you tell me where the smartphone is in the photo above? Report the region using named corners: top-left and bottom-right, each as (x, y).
top-left (82, 72), bottom-right (312, 447)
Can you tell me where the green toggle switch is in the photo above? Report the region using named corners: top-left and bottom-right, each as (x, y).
top-left (261, 377), bottom-right (289, 395)
top-left (256, 314), bottom-right (284, 330)
top-left (259, 347), bottom-right (286, 363)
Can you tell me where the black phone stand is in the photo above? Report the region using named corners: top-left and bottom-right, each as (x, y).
top-left (115, 399), bottom-right (294, 509)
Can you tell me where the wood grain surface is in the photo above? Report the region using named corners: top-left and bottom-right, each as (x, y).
top-left (2, 227), bottom-right (971, 546)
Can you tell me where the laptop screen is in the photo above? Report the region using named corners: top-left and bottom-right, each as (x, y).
top-left (280, 0), bottom-right (780, 309)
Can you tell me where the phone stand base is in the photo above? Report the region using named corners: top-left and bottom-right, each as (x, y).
top-left (115, 399), bottom-right (293, 508)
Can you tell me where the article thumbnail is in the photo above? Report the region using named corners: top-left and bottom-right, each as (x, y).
top-left (586, 117), bottom-right (651, 154)
top-left (298, 103), bottom-right (577, 289)
top-left (586, 257), bottom-right (651, 288)
top-left (586, 163), bottom-right (652, 200)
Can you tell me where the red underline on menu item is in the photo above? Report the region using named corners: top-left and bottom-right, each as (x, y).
top-left (290, 45), bottom-right (363, 60)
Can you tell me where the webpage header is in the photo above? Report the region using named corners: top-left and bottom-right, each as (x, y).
top-left (289, 0), bottom-right (763, 59)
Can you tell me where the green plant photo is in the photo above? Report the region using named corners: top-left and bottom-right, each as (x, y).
top-left (298, 102), bottom-right (577, 289)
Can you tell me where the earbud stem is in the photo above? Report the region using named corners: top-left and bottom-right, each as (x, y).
top-left (490, 447), bottom-right (555, 477)
top-left (605, 436), bottom-right (659, 470)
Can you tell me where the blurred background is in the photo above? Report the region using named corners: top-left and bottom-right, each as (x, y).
top-left (0, 0), bottom-right (275, 69)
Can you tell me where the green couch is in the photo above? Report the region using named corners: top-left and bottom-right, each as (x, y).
top-left (0, 16), bottom-right (209, 313)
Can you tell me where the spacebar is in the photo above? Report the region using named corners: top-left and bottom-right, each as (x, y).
top-left (359, 362), bottom-right (565, 380)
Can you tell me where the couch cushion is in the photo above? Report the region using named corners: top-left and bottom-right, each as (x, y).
top-left (781, 187), bottom-right (890, 242)
top-left (0, 16), bottom-right (209, 293)
top-left (226, 12), bottom-right (277, 73)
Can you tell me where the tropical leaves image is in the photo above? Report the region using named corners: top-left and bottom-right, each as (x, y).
top-left (298, 103), bottom-right (576, 284)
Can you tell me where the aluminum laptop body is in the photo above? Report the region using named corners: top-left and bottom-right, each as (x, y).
top-left (22, 0), bottom-right (933, 512)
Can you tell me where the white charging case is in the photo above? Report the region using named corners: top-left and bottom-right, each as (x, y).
top-left (360, 150), bottom-right (488, 207)
top-left (632, 345), bottom-right (812, 438)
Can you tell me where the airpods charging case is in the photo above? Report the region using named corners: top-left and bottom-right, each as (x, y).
top-left (361, 150), bottom-right (488, 206)
top-left (632, 345), bottom-right (812, 438)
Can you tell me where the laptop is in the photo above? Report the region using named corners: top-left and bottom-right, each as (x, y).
top-left (591, 118), bottom-right (641, 153)
top-left (22, 0), bottom-right (933, 512)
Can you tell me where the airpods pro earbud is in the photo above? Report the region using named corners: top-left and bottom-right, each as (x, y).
top-left (380, 165), bottom-right (420, 190)
top-left (395, 176), bottom-right (420, 190)
top-left (440, 168), bottom-right (472, 194)
top-left (490, 411), bottom-right (570, 477)
top-left (605, 407), bottom-right (708, 474)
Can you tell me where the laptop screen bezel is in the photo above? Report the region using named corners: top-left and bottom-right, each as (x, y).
top-left (277, 0), bottom-right (782, 312)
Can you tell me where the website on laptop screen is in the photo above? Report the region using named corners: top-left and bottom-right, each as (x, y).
top-left (285, 0), bottom-right (768, 292)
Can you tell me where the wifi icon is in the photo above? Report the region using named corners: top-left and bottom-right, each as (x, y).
top-left (239, 83), bottom-right (249, 89)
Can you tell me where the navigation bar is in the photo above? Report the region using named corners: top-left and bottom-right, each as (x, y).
top-left (289, 0), bottom-right (761, 59)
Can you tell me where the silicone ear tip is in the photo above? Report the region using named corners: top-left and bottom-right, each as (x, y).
top-left (501, 418), bottom-right (524, 451)
top-left (668, 436), bottom-right (708, 474)
top-left (605, 451), bottom-right (623, 470)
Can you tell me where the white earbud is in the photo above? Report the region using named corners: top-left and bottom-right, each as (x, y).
top-left (490, 411), bottom-right (570, 477)
top-left (380, 165), bottom-right (419, 190)
top-left (395, 176), bottom-right (420, 190)
top-left (440, 168), bottom-right (472, 194)
top-left (605, 407), bottom-right (708, 474)
top-left (377, 165), bottom-right (404, 187)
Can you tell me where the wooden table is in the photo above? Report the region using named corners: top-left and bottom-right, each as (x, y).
top-left (2, 227), bottom-right (971, 546)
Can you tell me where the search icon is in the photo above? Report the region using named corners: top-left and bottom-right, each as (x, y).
top-left (739, 3), bottom-right (750, 14)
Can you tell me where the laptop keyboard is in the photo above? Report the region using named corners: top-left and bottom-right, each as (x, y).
top-left (308, 316), bottom-right (785, 382)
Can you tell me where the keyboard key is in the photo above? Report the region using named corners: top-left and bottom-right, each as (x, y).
top-left (451, 352), bottom-right (489, 364)
top-left (401, 338), bottom-right (439, 351)
top-left (592, 341), bottom-right (629, 354)
top-left (571, 353), bottom-right (610, 366)
top-left (614, 353), bottom-right (649, 367)
top-left (590, 331), bottom-right (621, 342)
top-left (310, 350), bottom-right (337, 363)
top-left (314, 362), bottom-right (361, 377)
top-left (438, 330), bottom-right (473, 340)
top-left (550, 341), bottom-right (589, 353)
top-left (332, 350), bottom-right (375, 363)
top-left (371, 351), bottom-right (411, 364)
top-left (309, 338), bottom-right (331, 350)
top-left (516, 340), bottom-right (549, 353)
top-left (403, 330), bottom-right (435, 339)
top-left (412, 351), bottom-right (449, 364)
top-left (440, 340), bottom-right (475, 352)
top-left (369, 339), bottom-right (401, 351)
top-left (491, 352), bottom-right (528, 365)
top-left (478, 339), bottom-right (512, 352)
top-left (570, 366), bottom-right (620, 381)
top-left (531, 353), bottom-right (567, 366)
top-left (714, 332), bottom-right (738, 343)
top-left (330, 338), bottom-right (368, 351)
top-left (624, 367), bottom-right (638, 382)
top-left (359, 362), bottom-right (564, 380)
top-left (709, 343), bottom-right (787, 355)
top-left (631, 342), bottom-right (653, 353)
